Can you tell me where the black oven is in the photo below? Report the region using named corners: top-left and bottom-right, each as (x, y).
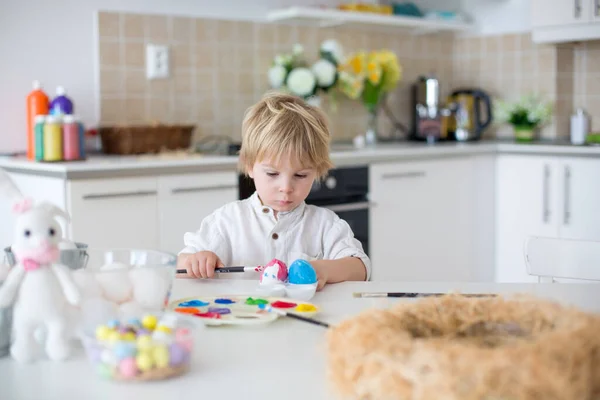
top-left (238, 166), bottom-right (370, 256)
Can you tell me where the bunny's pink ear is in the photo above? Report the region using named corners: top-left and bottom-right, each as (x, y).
top-left (12, 197), bottom-right (33, 214)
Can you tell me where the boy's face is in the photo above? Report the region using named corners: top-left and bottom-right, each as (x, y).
top-left (249, 155), bottom-right (317, 213)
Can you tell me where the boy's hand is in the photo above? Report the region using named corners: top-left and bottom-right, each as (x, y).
top-left (179, 251), bottom-right (224, 279)
top-left (311, 262), bottom-right (328, 291)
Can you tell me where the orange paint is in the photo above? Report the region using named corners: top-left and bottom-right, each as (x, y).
top-left (26, 81), bottom-right (49, 160)
top-left (174, 307), bottom-right (200, 314)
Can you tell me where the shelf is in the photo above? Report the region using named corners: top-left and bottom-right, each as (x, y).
top-left (265, 7), bottom-right (475, 34)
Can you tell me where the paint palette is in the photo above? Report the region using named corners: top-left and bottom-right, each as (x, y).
top-left (167, 295), bottom-right (320, 326)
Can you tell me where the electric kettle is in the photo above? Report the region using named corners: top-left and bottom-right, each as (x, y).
top-left (445, 89), bottom-right (493, 141)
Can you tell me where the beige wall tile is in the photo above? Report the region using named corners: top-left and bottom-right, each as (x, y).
top-left (145, 15), bottom-right (168, 42)
top-left (197, 99), bottom-right (216, 121)
top-left (196, 71), bottom-right (215, 97)
top-left (217, 20), bottom-right (236, 43)
top-left (196, 18), bottom-right (217, 43)
top-left (172, 44), bottom-right (193, 71)
top-left (123, 14), bottom-right (144, 40)
top-left (99, 40), bottom-right (121, 67)
top-left (125, 98), bottom-right (146, 123)
top-left (124, 70), bottom-right (146, 95)
top-left (148, 98), bottom-right (171, 124)
top-left (195, 44), bottom-right (216, 70)
top-left (235, 21), bottom-right (256, 45)
top-left (586, 73), bottom-right (600, 96)
top-left (171, 17), bottom-right (193, 44)
top-left (174, 71), bottom-right (194, 95)
top-left (586, 49), bottom-right (600, 73)
top-left (100, 68), bottom-right (123, 95)
top-left (98, 12), bottom-right (121, 39)
top-left (123, 42), bottom-right (145, 68)
top-left (100, 97), bottom-right (125, 124)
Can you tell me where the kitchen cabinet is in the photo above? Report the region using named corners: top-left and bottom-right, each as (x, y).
top-left (531, 0), bottom-right (592, 28)
top-left (158, 171), bottom-right (238, 254)
top-left (495, 155), bottom-right (559, 283)
top-left (67, 177), bottom-right (160, 250)
top-left (557, 157), bottom-right (600, 241)
top-left (369, 158), bottom-right (479, 282)
top-left (495, 155), bottom-right (600, 282)
top-left (531, 0), bottom-right (600, 43)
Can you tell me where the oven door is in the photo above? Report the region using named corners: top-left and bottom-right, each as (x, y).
top-left (321, 201), bottom-right (370, 256)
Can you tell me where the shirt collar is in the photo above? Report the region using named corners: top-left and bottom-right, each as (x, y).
top-left (249, 191), bottom-right (306, 219)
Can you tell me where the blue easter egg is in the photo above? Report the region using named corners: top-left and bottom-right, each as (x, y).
top-left (288, 259), bottom-right (317, 284)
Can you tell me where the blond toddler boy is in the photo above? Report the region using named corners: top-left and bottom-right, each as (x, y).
top-left (177, 92), bottom-right (370, 289)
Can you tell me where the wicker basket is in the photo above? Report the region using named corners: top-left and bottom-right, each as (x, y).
top-left (99, 124), bottom-right (195, 155)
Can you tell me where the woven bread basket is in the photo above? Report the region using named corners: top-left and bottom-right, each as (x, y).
top-left (99, 124), bottom-right (195, 155)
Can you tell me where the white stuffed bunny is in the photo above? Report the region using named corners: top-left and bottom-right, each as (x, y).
top-left (0, 169), bottom-right (80, 362)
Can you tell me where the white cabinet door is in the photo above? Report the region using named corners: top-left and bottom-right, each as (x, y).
top-left (495, 155), bottom-right (560, 283)
top-left (558, 157), bottom-right (600, 241)
top-left (158, 171), bottom-right (238, 254)
top-left (67, 177), bottom-right (159, 249)
top-left (370, 158), bottom-right (476, 282)
top-left (531, 0), bottom-right (592, 27)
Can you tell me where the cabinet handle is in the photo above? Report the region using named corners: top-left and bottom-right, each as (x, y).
top-left (563, 166), bottom-right (571, 225)
top-left (381, 171), bottom-right (426, 180)
top-left (542, 164), bottom-right (551, 223)
top-left (171, 184), bottom-right (236, 194)
top-left (323, 201), bottom-right (375, 213)
top-left (596, 0), bottom-right (600, 17)
top-left (82, 190), bottom-right (158, 200)
top-left (574, 0), bottom-right (581, 18)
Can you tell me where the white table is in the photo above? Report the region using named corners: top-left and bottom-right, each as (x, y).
top-left (1, 280), bottom-right (599, 400)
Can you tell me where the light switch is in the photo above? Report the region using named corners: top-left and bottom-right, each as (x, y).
top-left (146, 44), bottom-right (170, 80)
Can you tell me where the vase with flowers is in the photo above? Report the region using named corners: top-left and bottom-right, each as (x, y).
top-left (337, 50), bottom-right (402, 144)
top-left (267, 40), bottom-right (344, 107)
top-left (494, 94), bottom-right (553, 142)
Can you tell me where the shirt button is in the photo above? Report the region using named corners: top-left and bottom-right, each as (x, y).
top-left (272, 233), bottom-right (279, 240)
top-left (262, 208), bottom-right (269, 214)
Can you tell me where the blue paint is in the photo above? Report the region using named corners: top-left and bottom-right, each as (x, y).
top-left (179, 299), bottom-right (209, 307)
top-left (214, 298), bottom-right (235, 304)
top-left (288, 259), bottom-right (317, 284)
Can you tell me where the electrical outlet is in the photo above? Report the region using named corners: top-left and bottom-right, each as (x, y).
top-left (146, 44), bottom-right (170, 80)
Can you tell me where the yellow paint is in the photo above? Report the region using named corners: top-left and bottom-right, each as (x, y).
top-left (296, 303), bottom-right (317, 312)
top-left (43, 120), bottom-right (62, 161)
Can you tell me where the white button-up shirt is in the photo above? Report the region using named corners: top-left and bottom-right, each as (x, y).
top-left (179, 191), bottom-right (371, 280)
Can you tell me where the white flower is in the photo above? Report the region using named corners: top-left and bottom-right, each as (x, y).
top-left (312, 59), bottom-right (336, 88)
top-left (274, 55), bottom-right (286, 66)
top-left (286, 68), bottom-right (316, 97)
top-left (268, 65), bottom-right (287, 88)
top-left (292, 44), bottom-right (304, 55)
top-left (320, 39), bottom-right (344, 63)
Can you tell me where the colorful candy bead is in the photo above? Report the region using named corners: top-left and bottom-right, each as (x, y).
top-left (87, 313), bottom-right (193, 381)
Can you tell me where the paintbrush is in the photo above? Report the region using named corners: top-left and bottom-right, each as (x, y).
top-left (258, 304), bottom-right (330, 328)
top-left (176, 266), bottom-right (263, 274)
top-left (352, 292), bottom-right (496, 298)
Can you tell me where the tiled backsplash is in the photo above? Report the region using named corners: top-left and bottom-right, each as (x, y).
top-left (98, 11), bottom-right (599, 142)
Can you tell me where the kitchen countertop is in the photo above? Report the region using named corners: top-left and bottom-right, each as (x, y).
top-left (0, 279), bottom-right (598, 400)
top-left (1, 140), bottom-right (599, 179)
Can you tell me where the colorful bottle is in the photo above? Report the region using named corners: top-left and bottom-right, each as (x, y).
top-left (26, 80), bottom-right (50, 160)
top-left (34, 115), bottom-right (46, 161)
top-left (62, 115), bottom-right (80, 160)
top-left (78, 121), bottom-right (87, 159)
top-left (43, 115), bottom-right (62, 161)
top-left (49, 86), bottom-right (74, 116)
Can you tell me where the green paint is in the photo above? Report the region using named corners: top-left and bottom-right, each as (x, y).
top-left (245, 297), bottom-right (269, 306)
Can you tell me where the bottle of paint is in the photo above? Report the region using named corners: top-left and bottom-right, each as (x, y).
top-left (49, 86), bottom-right (74, 116)
top-left (43, 115), bottom-right (63, 162)
top-left (26, 80), bottom-right (49, 160)
top-left (62, 115), bottom-right (80, 160)
top-left (34, 115), bottom-right (46, 161)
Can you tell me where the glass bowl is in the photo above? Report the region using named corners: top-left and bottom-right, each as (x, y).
top-left (80, 311), bottom-right (198, 381)
top-left (74, 248), bottom-right (177, 333)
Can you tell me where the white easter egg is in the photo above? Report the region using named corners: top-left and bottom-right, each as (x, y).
top-left (128, 267), bottom-right (172, 310)
top-left (95, 269), bottom-right (133, 304)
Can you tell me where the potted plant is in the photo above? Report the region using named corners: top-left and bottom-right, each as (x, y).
top-left (267, 40), bottom-right (343, 107)
top-left (336, 50), bottom-right (402, 144)
top-left (494, 94), bottom-right (553, 142)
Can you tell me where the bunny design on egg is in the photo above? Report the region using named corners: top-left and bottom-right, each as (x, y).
top-left (0, 169), bottom-right (81, 363)
top-left (259, 259), bottom-right (288, 285)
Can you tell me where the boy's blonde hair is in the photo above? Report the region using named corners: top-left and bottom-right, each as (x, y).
top-left (239, 91), bottom-right (334, 179)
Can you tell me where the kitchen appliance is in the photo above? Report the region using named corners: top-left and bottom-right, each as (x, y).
top-left (409, 75), bottom-right (449, 143)
top-left (238, 166), bottom-right (370, 255)
top-left (444, 89), bottom-right (493, 141)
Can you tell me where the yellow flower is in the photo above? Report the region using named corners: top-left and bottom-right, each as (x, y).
top-left (366, 58), bottom-right (382, 86)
